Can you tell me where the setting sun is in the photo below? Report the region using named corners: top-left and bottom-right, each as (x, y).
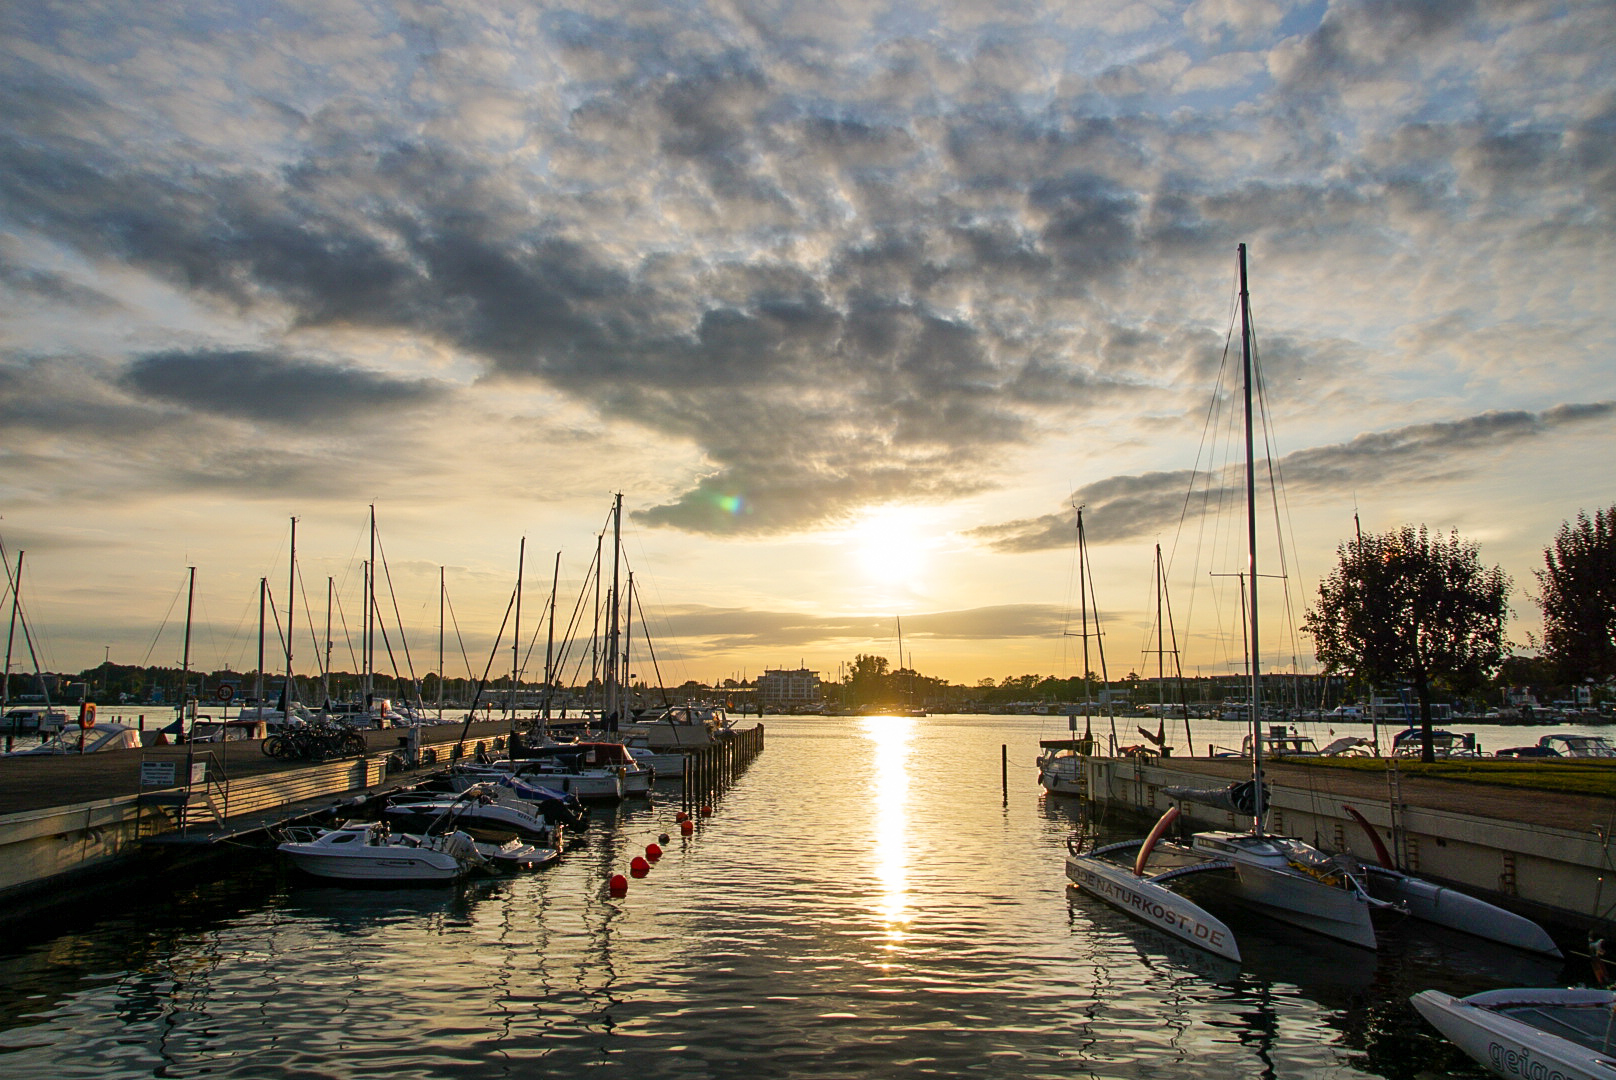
top-left (848, 506), bottom-right (935, 589)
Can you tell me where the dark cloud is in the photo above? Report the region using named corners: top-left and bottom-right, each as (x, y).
top-left (122, 350), bottom-right (436, 425)
top-left (971, 402), bottom-right (1616, 552)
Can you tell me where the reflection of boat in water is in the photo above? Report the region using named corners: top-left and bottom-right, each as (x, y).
top-left (1411, 987), bottom-right (1616, 1080)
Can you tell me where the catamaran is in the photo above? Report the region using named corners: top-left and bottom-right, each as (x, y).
top-left (1065, 244), bottom-right (1560, 963)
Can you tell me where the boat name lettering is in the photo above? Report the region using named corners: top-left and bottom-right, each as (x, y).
top-left (1076, 867), bottom-right (1225, 947)
top-left (1488, 1042), bottom-right (1570, 1080)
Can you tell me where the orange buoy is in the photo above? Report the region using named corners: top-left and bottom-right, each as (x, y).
top-left (675, 811), bottom-right (688, 823)
top-left (645, 843), bottom-right (662, 860)
top-left (680, 819), bottom-right (694, 835)
top-left (609, 874), bottom-right (628, 894)
top-left (699, 805), bottom-right (712, 816)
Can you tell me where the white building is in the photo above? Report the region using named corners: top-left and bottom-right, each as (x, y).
top-left (756, 668), bottom-right (821, 708)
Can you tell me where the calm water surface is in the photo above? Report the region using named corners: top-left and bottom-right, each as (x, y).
top-left (0, 715), bottom-right (1578, 1079)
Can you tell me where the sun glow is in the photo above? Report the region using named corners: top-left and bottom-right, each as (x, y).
top-left (846, 506), bottom-right (935, 590)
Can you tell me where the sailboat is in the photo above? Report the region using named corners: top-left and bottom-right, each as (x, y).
top-left (1038, 506), bottom-right (1109, 796)
top-left (1065, 244), bottom-right (1560, 962)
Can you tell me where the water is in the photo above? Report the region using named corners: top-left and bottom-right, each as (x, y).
top-left (0, 715), bottom-right (1580, 1079)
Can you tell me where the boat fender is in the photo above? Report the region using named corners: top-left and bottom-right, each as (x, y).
top-left (1133, 806), bottom-right (1181, 877)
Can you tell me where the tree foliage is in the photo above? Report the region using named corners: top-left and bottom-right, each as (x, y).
top-left (1536, 506), bottom-right (1616, 683)
top-left (1302, 525), bottom-right (1510, 762)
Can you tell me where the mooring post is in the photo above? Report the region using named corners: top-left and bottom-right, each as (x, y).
top-left (1002, 744), bottom-right (1008, 806)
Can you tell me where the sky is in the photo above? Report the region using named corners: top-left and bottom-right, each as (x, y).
top-left (1, 0), bottom-right (1612, 692)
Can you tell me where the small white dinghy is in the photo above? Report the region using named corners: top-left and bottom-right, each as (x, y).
top-left (277, 822), bottom-right (487, 883)
top-left (1411, 987), bottom-right (1616, 1080)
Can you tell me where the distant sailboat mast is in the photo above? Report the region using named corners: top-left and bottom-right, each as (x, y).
top-left (285, 517), bottom-right (296, 729)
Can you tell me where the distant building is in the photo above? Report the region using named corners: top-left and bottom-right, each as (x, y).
top-left (756, 668), bottom-right (821, 709)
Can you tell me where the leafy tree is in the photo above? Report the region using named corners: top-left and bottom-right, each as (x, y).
top-left (1536, 506), bottom-right (1616, 683)
top-left (1302, 526), bottom-right (1510, 763)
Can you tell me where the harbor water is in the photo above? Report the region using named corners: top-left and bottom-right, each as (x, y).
top-left (0, 714), bottom-right (1591, 1079)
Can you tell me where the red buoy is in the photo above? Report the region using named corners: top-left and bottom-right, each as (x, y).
top-left (680, 819), bottom-right (694, 835)
top-left (609, 874), bottom-right (628, 894)
top-left (630, 856), bottom-right (650, 876)
top-left (645, 843), bottom-right (663, 860)
top-left (699, 805), bottom-right (713, 816)
top-left (675, 811), bottom-right (688, 823)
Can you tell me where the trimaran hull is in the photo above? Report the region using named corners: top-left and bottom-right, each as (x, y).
top-left (1065, 851), bottom-right (1241, 962)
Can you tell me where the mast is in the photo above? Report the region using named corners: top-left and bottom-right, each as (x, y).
top-left (1238, 242), bottom-right (1265, 831)
top-left (543, 551), bottom-right (559, 724)
top-left (180, 565), bottom-right (196, 737)
top-left (437, 566), bottom-right (445, 723)
top-left (605, 493), bottom-right (623, 726)
top-left (323, 576), bottom-right (333, 710)
top-left (254, 577), bottom-right (266, 710)
top-left (511, 536), bottom-right (525, 729)
top-left (366, 504), bottom-right (376, 710)
top-left (623, 571), bottom-right (634, 715)
top-left (3, 549), bottom-right (22, 750)
top-left (285, 517), bottom-right (296, 728)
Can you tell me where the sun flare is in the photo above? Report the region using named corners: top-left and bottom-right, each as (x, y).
top-left (847, 506), bottom-right (934, 588)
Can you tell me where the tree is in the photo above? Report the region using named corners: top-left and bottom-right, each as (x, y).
top-left (1302, 526), bottom-right (1510, 763)
top-left (1536, 506), bottom-right (1616, 683)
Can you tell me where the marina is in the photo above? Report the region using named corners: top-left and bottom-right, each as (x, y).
top-left (0, 712), bottom-right (1612, 1078)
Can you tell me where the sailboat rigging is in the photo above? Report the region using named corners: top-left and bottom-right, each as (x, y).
top-left (1065, 244), bottom-right (1560, 962)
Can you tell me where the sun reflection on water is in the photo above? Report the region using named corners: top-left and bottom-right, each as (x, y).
top-left (859, 714), bottom-right (916, 939)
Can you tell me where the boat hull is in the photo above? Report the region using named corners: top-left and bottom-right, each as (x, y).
top-left (1065, 853), bottom-right (1241, 962)
top-left (278, 846), bottom-right (465, 883)
top-left (1411, 989), bottom-right (1616, 1080)
top-left (1038, 754), bottom-right (1086, 797)
top-left (1190, 832), bottom-right (1378, 950)
top-left (1367, 868), bottom-right (1562, 957)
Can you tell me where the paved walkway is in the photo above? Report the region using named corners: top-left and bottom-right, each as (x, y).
top-left (0, 720), bottom-right (515, 816)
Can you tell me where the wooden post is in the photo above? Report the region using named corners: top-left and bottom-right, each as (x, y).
top-left (1002, 744), bottom-right (1008, 806)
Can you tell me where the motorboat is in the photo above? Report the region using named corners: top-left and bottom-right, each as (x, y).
top-left (381, 783), bottom-right (570, 845)
top-left (276, 821), bottom-right (489, 883)
top-left (1, 706), bottom-right (71, 735)
top-left (7, 723), bottom-right (143, 755)
top-left (454, 741), bottom-right (649, 799)
top-left (623, 738), bottom-right (687, 777)
top-left (618, 704), bottom-right (732, 750)
top-left (1411, 987), bottom-right (1616, 1080)
top-left (1538, 734), bottom-right (1616, 759)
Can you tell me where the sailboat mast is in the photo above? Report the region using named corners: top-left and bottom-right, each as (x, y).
top-left (437, 567), bottom-right (445, 722)
top-left (511, 537), bottom-right (525, 725)
top-left (605, 493), bottom-right (623, 724)
top-left (323, 576), bottom-right (333, 710)
top-left (1238, 242), bottom-right (1264, 829)
top-left (623, 571), bottom-right (634, 711)
top-left (255, 577), bottom-right (266, 709)
top-left (180, 565), bottom-right (195, 735)
top-left (366, 505), bottom-right (376, 708)
top-left (2, 549), bottom-right (20, 747)
top-left (543, 552), bottom-right (559, 723)
top-left (286, 517), bottom-right (296, 727)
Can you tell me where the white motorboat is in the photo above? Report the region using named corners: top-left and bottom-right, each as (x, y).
top-left (7, 723), bottom-right (143, 755)
top-left (453, 741), bottom-right (648, 799)
top-left (276, 821), bottom-right (488, 883)
top-left (618, 704), bottom-right (732, 750)
top-left (624, 739), bottom-right (687, 777)
top-left (382, 783), bottom-right (570, 845)
top-left (1411, 987), bottom-right (1616, 1080)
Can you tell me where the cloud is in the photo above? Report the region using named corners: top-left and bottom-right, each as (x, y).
top-left (970, 402), bottom-right (1616, 551)
top-left (122, 350), bottom-right (437, 425)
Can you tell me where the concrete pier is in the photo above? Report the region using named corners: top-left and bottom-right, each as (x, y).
top-left (1076, 755), bottom-right (1616, 933)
